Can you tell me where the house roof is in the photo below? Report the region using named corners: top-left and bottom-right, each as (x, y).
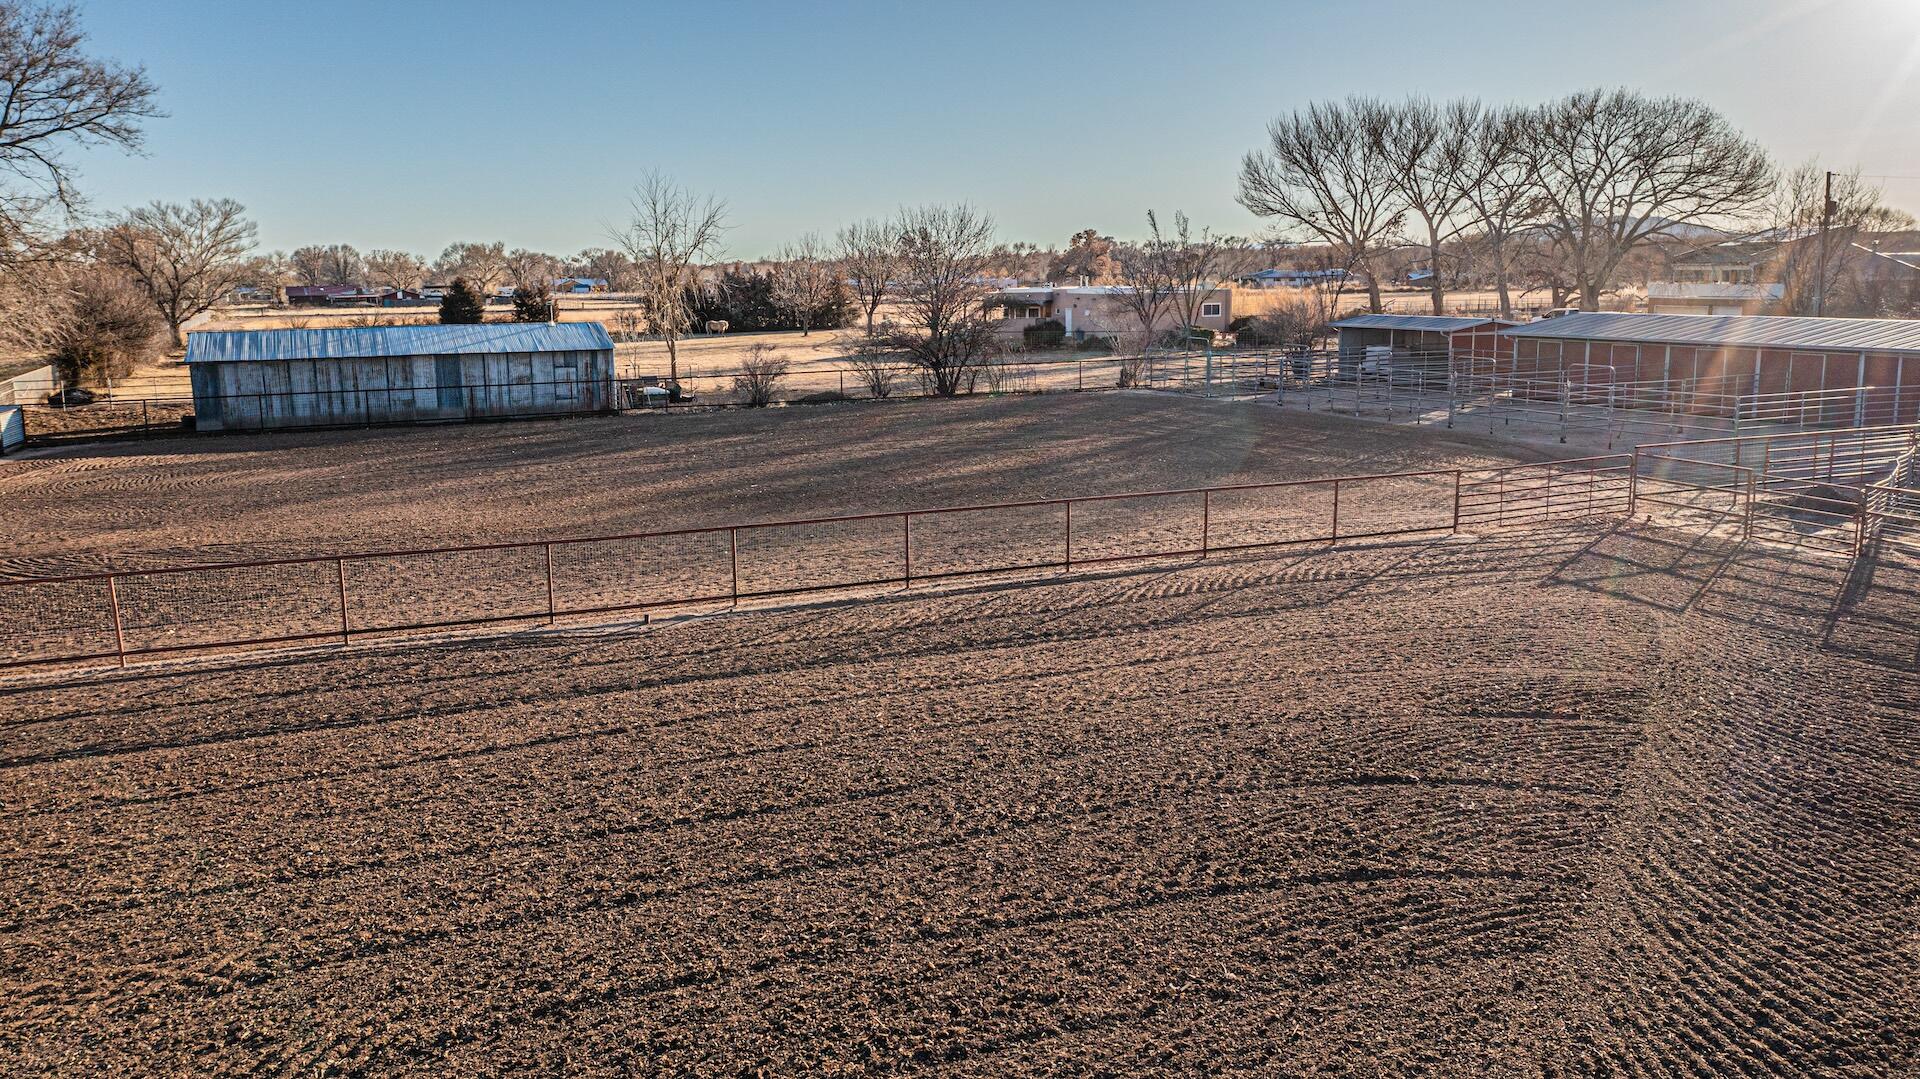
top-left (1330, 314), bottom-right (1510, 333)
top-left (1497, 312), bottom-right (1920, 355)
top-left (185, 322), bottom-right (615, 364)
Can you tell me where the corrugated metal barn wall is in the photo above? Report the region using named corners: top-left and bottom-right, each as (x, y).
top-left (196, 349), bottom-right (613, 432)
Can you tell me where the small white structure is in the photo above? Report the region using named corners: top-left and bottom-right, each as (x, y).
top-left (0, 404), bottom-right (22, 454)
top-left (185, 323), bottom-right (616, 432)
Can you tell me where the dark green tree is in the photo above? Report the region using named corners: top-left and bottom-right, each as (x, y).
top-left (438, 277), bottom-right (486, 324)
top-left (511, 285), bottom-right (551, 323)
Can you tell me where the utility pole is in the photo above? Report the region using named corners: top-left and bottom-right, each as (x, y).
top-left (1815, 170), bottom-right (1836, 317)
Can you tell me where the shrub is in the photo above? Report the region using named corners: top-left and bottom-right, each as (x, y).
top-left (48, 268), bottom-right (164, 385)
top-left (1022, 318), bottom-right (1066, 350)
top-left (1158, 325), bottom-right (1214, 349)
top-left (731, 343), bottom-right (788, 407)
top-left (844, 348), bottom-right (902, 399)
top-left (438, 278), bottom-right (486, 324)
top-left (1074, 334), bottom-right (1115, 354)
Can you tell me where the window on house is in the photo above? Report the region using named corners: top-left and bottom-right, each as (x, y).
top-left (1025, 305), bottom-right (1042, 318)
top-left (1201, 302), bottom-right (1222, 318)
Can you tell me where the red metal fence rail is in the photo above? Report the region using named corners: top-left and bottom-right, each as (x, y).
top-left (0, 454), bottom-right (1632, 674)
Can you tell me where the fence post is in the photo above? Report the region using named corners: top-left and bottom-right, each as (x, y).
top-left (1855, 487), bottom-right (1869, 558)
top-left (902, 513), bottom-right (912, 587)
top-left (1201, 490), bottom-right (1210, 557)
top-left (1452, 470), bottom-right (1463, 533)
top-left (1330, 479), bottom-right (1340, 542)
top-left (1061, 499), bottom-right (1074, 570)
top-left (335, 558), bottom-right (350, 643)
top-left (1628, 448), bottom-right (1641, 516)
top-left (544, 543), bottom-right (556, 624)
top-left (729, 527), bottom-right (739, 604)
top-left (106, 575), bottom-right (127, 668)
top-left (1743, 470), bottom-right (1756, 540)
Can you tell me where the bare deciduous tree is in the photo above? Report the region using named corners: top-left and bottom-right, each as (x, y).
top-left (612, 171), bottom-right (727, 385)
top-left (1159, 212), bottom-right (1250, 336)
top-left (836, 218), bottom-right (898, 338)
top-left (769, 232), bottom-right (835, 335)
top-left (102, 197), bottom-right (257, 346)
top-left (884, 204), bottom-right (998, 397)
top-left (434, 241), bottom-right (508, 295)
top-left (1111, 215), bottom-right (1179, 362)
top-left (1377, 97), bottom-right (1476, 314)
top-left (1766, 162), bottom-right (1914, 316)
top-left (570, 247), bottom-right (638, 292)
top-left (289, 243), bottom-right (363, 287)
top-left (504, 248), bottom-right (562, 293)
top-left (1449, 102), bottom-right (1543, 318)
top-left (1239, 96), bottom-right (1405, 312)
top-left (364, 249), bottom-right (428, 292)
top-left (0, 3), bottom-right (159, 354)
top-left (46, 263), bottom-right (162, 384)
top-left (1518, 88), bottom-right (1773, 310)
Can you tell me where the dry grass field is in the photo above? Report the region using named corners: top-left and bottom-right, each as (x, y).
top-left (2, 395), bottom-right (1916, 1075)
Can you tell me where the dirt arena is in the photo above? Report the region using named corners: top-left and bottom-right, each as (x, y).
top-left (2, 395), bottom-right (1916, 1075)
top-left (0, 394), bottom-right (1544, 575)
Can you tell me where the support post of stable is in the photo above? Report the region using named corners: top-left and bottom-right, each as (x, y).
top-left (106, 575), bottom-right (127, 668)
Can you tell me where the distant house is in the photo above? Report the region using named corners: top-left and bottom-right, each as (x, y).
top-left (1646, 241), bottom-right (1784, 315)
top-left (1238, 268), bottom-right (1350, 289)
top-left (984, 284), bottom-right (1235, 341)
top-left (285, 284), bottom-right (386, 307)
top-left (553, 277), bottom-right (610, 294)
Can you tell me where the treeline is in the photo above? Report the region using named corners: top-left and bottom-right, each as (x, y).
top-left (683, 264), bottom-right (857, 335)
top-left (1236, 90), bottom-right (1913, 318)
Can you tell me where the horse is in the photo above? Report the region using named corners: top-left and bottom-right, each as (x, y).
top-left (704, 320), bottom-right (729, 335)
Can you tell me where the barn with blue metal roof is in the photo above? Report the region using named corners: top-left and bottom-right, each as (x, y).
top-left (184, 322), bottom-right (616, 432)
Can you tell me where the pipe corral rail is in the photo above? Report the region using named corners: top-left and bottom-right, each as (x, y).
top-left (0, 454), bottom-right (1633, 674)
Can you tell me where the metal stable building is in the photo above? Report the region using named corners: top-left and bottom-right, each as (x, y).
top-left (185, 322), bottom-right (616, 432)
top-left (1489, 312), bottom-right (1920, 424)
top-left (1329, 314), bottom-right (1516, 378)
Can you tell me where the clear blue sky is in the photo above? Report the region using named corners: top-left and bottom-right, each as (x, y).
top-left (63, 0), bottom-right (1920, 259)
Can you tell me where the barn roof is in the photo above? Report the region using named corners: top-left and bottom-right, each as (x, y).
top-left (1330, 314), bottom-right (1510, 333)
top-left (1497, 312), bottom-right (1920, 355)
top-left (185, 322), bottom-right (615, 364)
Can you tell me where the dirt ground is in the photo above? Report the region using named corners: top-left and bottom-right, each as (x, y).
top-left (0, 394), bottom-right (1543, 576)
top-left (1, 516), bottom-right (1916, 1075)
top-left (3, 395), bottom-right (1915, 1074)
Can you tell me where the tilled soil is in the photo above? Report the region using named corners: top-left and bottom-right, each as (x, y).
top-left (2, 519), bottom-right (1916, 1076)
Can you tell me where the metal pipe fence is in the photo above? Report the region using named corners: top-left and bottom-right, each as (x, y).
top-left (1628, 423), bottom-right (1920, 556)
top-left (0, 453), bottom-right (1632, 673)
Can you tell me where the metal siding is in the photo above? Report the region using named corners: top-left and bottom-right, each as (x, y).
top-left (184, 322), bottom-right (616, 364)
top-left (1497, 312), bottom-right (1920, 355)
